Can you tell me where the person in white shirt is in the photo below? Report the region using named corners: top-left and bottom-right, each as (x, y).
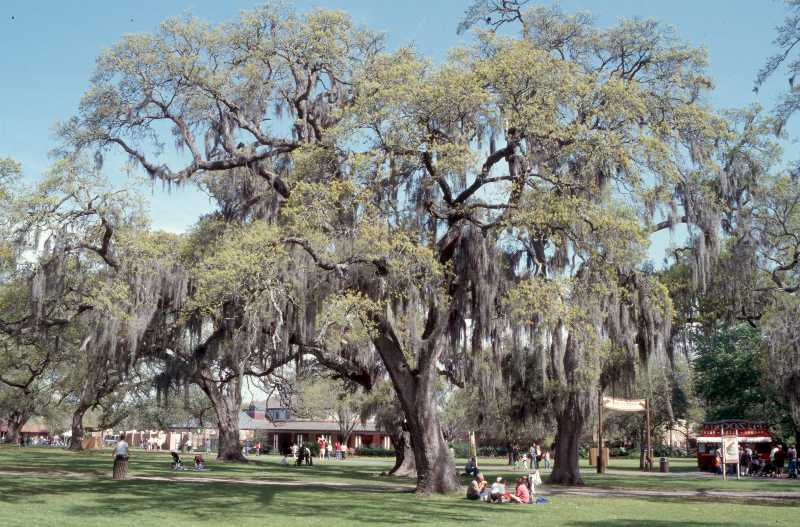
top-left (490, 477), bottom-right (506, 502)
top-left (112, 434), bottom-right (129, 480)
top-left (114, 436), bottom-right (129, 459)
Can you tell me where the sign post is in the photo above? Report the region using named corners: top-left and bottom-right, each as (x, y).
top-left (721, 427), bottom-right (739, 481)
top-left (721, 425), bottom-right (726, 481)
top-left (599, 396), bottom-right (647, 471)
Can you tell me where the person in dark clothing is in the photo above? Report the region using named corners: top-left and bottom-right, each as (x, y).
top-left (465, 457), bottom-right (479, 477)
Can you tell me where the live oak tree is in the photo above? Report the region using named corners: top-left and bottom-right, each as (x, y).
top-left (0, 160), bottom-right (134, 443)
top-left (123, 384), bottom-right (216, 432)
top-left (61, 2), bottom-right (750, 492)
top-left (0, 158), bottom-right (196, 451)
top-left (57, 4), bottom-right (383, 463)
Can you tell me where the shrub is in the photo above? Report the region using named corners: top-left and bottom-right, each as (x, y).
top-left (475, 446), bottom-right (508, 458)
top-left (449, 442), bottom-right (470, 458)
top-left (652, 445), bottom-right (691, 458)
top-left (354, 446), bottom-right (395, 457)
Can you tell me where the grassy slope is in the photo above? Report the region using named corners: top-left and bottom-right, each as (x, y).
top-left (0, 447), bottom-right (797, 527)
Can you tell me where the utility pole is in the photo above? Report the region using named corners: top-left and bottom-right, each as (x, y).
top-left (597, 388), bottom-right (605, 474)
top-left (645, 398), bottom-right (652, 472)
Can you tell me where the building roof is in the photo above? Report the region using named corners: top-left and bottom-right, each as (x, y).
top-left (169, 411), bottom-right (383, 434)
top-left (238, 411), bottom-right (382, 433)
top-left (0, 419), bottom-right (49, 434)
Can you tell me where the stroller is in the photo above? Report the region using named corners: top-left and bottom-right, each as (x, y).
top-left (171, 451), bottom-right (186, 471)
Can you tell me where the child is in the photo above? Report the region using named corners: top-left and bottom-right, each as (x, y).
top-left (194, 454), bottom-right (206, 470)
top-left (528, 469), bottom-right (542, 497)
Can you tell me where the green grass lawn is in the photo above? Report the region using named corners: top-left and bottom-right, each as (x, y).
top-left (1, 447), bottom-right (798, 526)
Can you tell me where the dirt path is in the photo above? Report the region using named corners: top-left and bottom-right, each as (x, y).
top-left (0, 469), bottom-right (412, 493)
top-left (2, 469), bottom-right (799, 500)
top-left (541, 485), bottom-right (800, 501)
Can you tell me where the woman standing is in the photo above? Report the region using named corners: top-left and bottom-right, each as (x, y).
top-left (112, 433), bottom-right (129, 480)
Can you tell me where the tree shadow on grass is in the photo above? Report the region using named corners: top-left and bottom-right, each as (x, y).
top-left (565, 521), bottom-right (739, 527)
top-left (0, 476), bottom-right (476, 525)
top-left (3, 474), bottom-right (797, 526)
top-left (0, 448), bottom-right (416, 488)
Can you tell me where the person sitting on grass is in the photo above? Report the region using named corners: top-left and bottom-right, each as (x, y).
top-left (194, 454), bottom-right (206, 471)
top-left (514, 477), bottom-right (530, 504)
top-left (171, 451), bottom-right (185, 471)
top-left (465, 457), bottom-right (479, 477)
top-left (490, 477), bottom-right (507, 503)
top-left (466, 473), bottom-right (488, 501)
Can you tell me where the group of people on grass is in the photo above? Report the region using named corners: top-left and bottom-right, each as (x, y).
top-left (316, 437), bottom-right (348, 460)
top-left (466, 471), bottom-right (543, 504)
top-left (465, 456), bottom-right (543, 504)
top-left (510, 443), bottom-right (551, 471)
top-left (279, 440), bottom-right (348, 466)
top-left (169, 450), bottom-right (206, 471)
top-left (712, 444), bottom-right (798, 479)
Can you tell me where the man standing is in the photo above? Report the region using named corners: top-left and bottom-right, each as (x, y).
top-left (786, 445), bottom-right (797, 479)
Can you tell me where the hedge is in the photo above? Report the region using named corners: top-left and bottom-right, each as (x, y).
top-left (354, 446), bottom-right (396, 457)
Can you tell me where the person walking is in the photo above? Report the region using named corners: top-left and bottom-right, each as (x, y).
top-left (112, 433), bottom-right (129, 480)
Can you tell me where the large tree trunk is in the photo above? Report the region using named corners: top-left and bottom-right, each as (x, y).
top-left (548, 393), bottom-right (585, 486)
top-left (405, 393), bottom-right (458, 494)
top-left (374, 326), bottom-right (459, 494)
top-left (5, 409), bottom-right (30, 445)
top-left (204, 375), bottom-right (246, 462)
top-left (388, 430), bottom-right (417, 478)
top-left (68, 405), bottom-right (89, 451)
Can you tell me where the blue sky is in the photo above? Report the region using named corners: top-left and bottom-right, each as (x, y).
top-left (1, 0), bottom-right (797, 262)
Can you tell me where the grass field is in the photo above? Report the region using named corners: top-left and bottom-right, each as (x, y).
top-left (1, 447), bottom-right (798, 526)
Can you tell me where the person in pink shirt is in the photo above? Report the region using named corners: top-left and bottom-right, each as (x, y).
top-left (514, 477), bottom-right (530, 504)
